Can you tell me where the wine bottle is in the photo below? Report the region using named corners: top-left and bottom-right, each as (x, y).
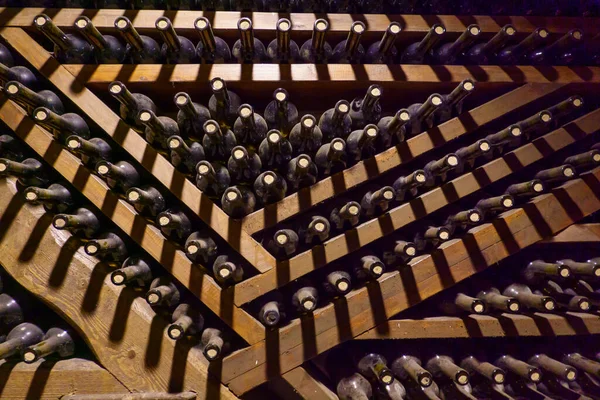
top-left (84, 232), bottom-right (128, 262)
top-left (475, 194), bottom-right (514, 216)
top-left (32, 106), bottom-right (90, 144)
top-left (426, 356), bottom-right (470, 386)
top-left (185, 231), bottom-right (217, 264)
top-left (201, 328), bottom-right (225, 361)
top-left (174, 92), bottom-right (211, 139)
top-left (477, 288), bottom-right (521, 312)
top-left (502, 283), bottom-right (556, 311)
top-left (562, 353), bottom-right (600, 377)
top-left (461, 356), bottom-right (506, 385)
top-left (137, 109), bottom-right (180, 151)
top-left (258, 129), bottom-right (294, 170)
top-left (349, 85), bottom-right (383, 130)
top-left (196, 161), bottom-right (231, 199)
top-left (156, 17), bottom-right (198, 64)
top-left (208, 77), bottom-right (241, 128)
top-left (233, 104), bottom-right (268, 146)
top-left (66, 136), bottom-right (112, 167)
top-left (114, 16), bottom-right (162, 63)
top-left (53, 208), bottom-right (100, 238)
top-left (221, 186), bottom-right (256, 218)
top-left (22, 328), bottom-right (75, 364)
top-left (33, 14), bottom-right (93, 64)
top-left (436, 80), bottom-right (476, 124)
top-left (365, 22), bottom-right (402, 64)
top-left (527, 29), bottom-right (583, 65)
top-left (168, 303), bottom-right (204, 340)
top-left (0, 43), bottom-right (14, 67)
top-left (254, 171), bottom-right (287, 204)
top-left (108, 81), bottom-right (157, 131)
top-left (146, 277), bottom-right (181, 307)
top-left (392, 355), bottom-right (433, 388)
top-left (23, 183), bottom-right (73, 213)
top-left (357, 353), bottom-right (395, 385)
top-left (355, 255), bottom-right (386, 280)
top-left (518, 110), bottom-right (553, 139)
top-left (377, 109), bottom-right (411, 149)
top-left (464, 24), bottom-right (517, 64)
top-left (505, 179), bottom-right (545, 199)
top-left (167, 135), bottom-right (205, 174)
top-left (265, 229), bottom-right (299, 258)
top-left (96, 160), bottom-right (141, 192)
top-left (266, 18), bottom-right (300, 63)
top-left (0, 158), bottom-right (50, 187)
top-left (289, 115), bottom-right (323, 156)
top-left (292, 285), bottom-right (319, 313)
top-left (0, 134), bottom-right (24, 161)
top-left (360, 186), bottom-right (395, 217)
top-left (331, 21), bottom-right (366, 64)
top-left (319, 100), bottom-right (352, 141)
top-left (298, 215), bottom-right (330, 246)
top-left (323, 270), bottom-right (352, 296)
top-left (336, 373), bottom-right (373, 400)
top-left (456, 140), bottom-right (492, 173)
top-left (558, 259), bottom-right (600, 278)
top-left (194, 17), bottom-right (232, 63)
top-left (300, 19), bottom-right (332, 63)
top-left (201, 120), bottom-right (238, 161)
top-left (495, 355), bottom-right (542, 383)
top-left (423, 153), bottom-right (460, 186)
top-left (382, 240), bottom-right (417, 266)
top-left (315, 138), bottom-right (347, 176)
top-left (212, 254), bottom-right (244, 284)
top-left (414, 225), bottom-right (451, 250)
top-left (126, 185), bottom-right (166, 217)
top-left (445, 208), bottom-right (483, 233)
top-left (393, 169), bottom-right (427, 201)
top-left (430, 24), bottom-right (481, 64)
top-left (401, 24), bottom-right (446, 64)
top-left (496, 28), bottom-right (549, 64)
top-left (548, 95), bottom-right (584, 124)
top-left (232, 18), bottom-right (267, 63)
top-left (286, 154), bottom-right (318, 190)
top-left (0, 62), bottom-right (38, 90)
top-left (523, 260), bottom-right (571, 281)
top-left (441, 293), bottom-right (487, 315)
top-left (0, 293), bottom-right (24, 329)
top-left (536, 280), bottom-right (591, 311)
top-left (0, 323), bottom-right (44, 360)
top-left (529, 354), bottom-right (577, 382)
top-left (258, 300), bottom-right (284, 327)
top-left (3, 81), bottom-right (64, 115)
top-left (110, 257), bottom-right (152, 286)
top-left (329, 200), bottom-right (361, 230)
top-left (74, 16), bottom-right (127, 63)
top-left (534, 164), bottom-right (576, 183)
top-left (346, 124), bottom-right (379, 162)
top-left (565, 150), bottom-right (600, 170)
top-left (156, 209), bottom-right (192, 242)
top-left (406, 93), bottom-right (444, 136)
top-left (485, 125), bottom-right (522, 153)
top-left (264, 88), bottom-right (299, 136)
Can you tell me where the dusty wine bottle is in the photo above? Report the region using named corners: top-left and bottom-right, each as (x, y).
top-left (156, 16), bottom-right (198, 64)
top-left (23, 183), bottom-right (73, 213)
top-left (523, 260), bottom-right (571, 281)
top-left (503, 283), bottom-right (556, 311)
top-left (292, 285), bottom-right (319, 313)
top-left (414, 225), bottom-right (451, 251)
top-left (202, 120), bottom-right (238, 161)
top-left (3, 81), bottom-right (64, 115)
top-left (168, 303), bottom-right (204, 340)
top-left (324, 270), bottom-right (352, 296)
top-left (201, 328), bottom-right (225, 361)
top-left (168, 135), bottom-right (205, 174)
top-left (227, 146), bottom-right (262, 184)
top-left (264, 88), bottom-right (299, 135)
top-left (0, 293), bottom-right (24, 328)
top-left (22, 328), bottom-right (75, 364)
top-left (518, 110), bottom-right (553, 139)
top-left (267, 18), bottom-right (300, 63)
top-left (329, 200), bottom-right (361, 231)
top-left (126, 185), bottom-right (166, 217)
top-left (461, 356), bottom-right (506, 385)
top-left (0, 158), bottom-right (50, 187)
top-left (298, 215), bottom-right (331, 245)
top-left (392, 355), bottom-right (433, 387)
top-left (406, 93), bottom-right (444, 136)
top-left (529, 354), bottom-right (577, 382)
top-left (34, 14), bottom-right (93, 63)
top-left (331, 21), bottom-right (366, 63)
top-left (221, 186), bottom-right (256, 218)
top-left (496, 28), bottom-right (549, 64)
top-left (66, 136), bottom-right (112, 167)
top-left (0, 135), bottom-right (24, 161)
top-left (212, 254), bottom-right (244, 284)
top-left (436, 80), bottom-right (476, 124)
top-left (108, 81), bottom-right (157, 131)
top-left (315, 138), bottom-right (347, 176)
top-left (0, 43), bottom-right (14, 67)
top-left (85, 232), bottom-right (128, 262)
top-left (495, 355), bottom-right (542, 383)
top-left (32, 107), bottom-right (90, 144)
top-left (75, 16), bottom-right (127, 63)
top-left (258, 129), bottom-right (294, 170)
top-left (233, 104), bottom-right (268, 146)
top-left (426, 356), bottom-right (470, 385)
top-left (358, 353), bottom-right (395, 385)
top-left (185, 231), bottom-right (218, 264)
top-left (146, 277), bottom-right (181, 307)
top-left (194, 17), bottom-right (232, 63)
top-left (157, 209), bottom-right (192, 242)
top-left (440, 293), bottom-right (487, 315)
top-left (115, 16), bottom-right (162, 63)
top-left (485, 124), bottom-right (522, 151)
top-left (0, 62), bottom-right (38, 90)
top-left (355, 255), bottom-right (386, 280)
top-left (111, 257), bottom-right (152, 286)
top-left (208, 77), bottom-right (241, 128)
top-left (527, 29), bottom-right (583, 65)
top-left (349, 85), bottom-right (383, 130)
top-left (360, 186), bottom-right (395, 217)
top-left (505, 179), bottom-right (545, 199)
top-left (445, 209), bottom-right (483, 233)
top-left (0, 323), bottom-right (44, 360)
top-left (536, 280), bottom-right (591, 311)
top-left (174, 92), bottom-right (211, 139)
top-left (365, 22), bottom-right (402, 64)
top-left (423, 153), bottom-right (460, 186)
top-left (196, 161), bottom-right (231, 199)
top-left (266, 229), bottom-right (299, 258)
top-left (232, 18), bottom-right (267, 63)
top-left (382, 240), bottom-right (417, 266)
top-left (401, 24), bottom-right (446, 64)
top-left (346, 124), bottom-right (379, 162)
top-left (558, 259), bottom-right (600, 278)
top-left (289, 115), bottom-right (323, 156)
top-left (455, 139), bottom-right (492, 172)
top-left (547, 96), bottom-right (584, 124)
top-left (96, 160), bottom-right (141, 192)
top-left (319, 100), bottom-right (352, 141)
top-left (254, 171), bottom-right (287, 204)
top-left (464, 24), bottom-right (517, 64)
top-left (377, 109), bottom-right (411, 148)
top-left (562, 354), bottom-right (600, 377)
top-left (430, 24), bottom-right (481, 64)
top-left (475, 195), bottom-right (514, 216)
top-left (564, 149), bottom-right (600, 170)
top-left (53, 208), bottom-right (100, 238)
top-left (258, 300), bottom-right (284, 327)
top-left (137, 109), bottom-right (180, 151)
top-left (300, 19), bottom-right (332, 63)
top-left (534, 164), bottom-right (576, 183)
top-left (393, 169), bottom-right (427, 201)
top-left (286, 154), bottom-right (318, 190)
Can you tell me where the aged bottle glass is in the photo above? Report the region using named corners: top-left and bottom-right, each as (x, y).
top-left (406, 93), bottom-right (444, 136)
top-left (258, 129), bottom-right (293, 170)
top-left (202, 119), bottom-right (238, 161)
top-left (168, 135), bottom-right (205, 174)
top-left (0, 323), bottom-right (44, 360)
top-left (146, 277), bottom-right (181, 307)
top-left (300, 19), bottom-right (332, 63)
top-left (156, 16), bottom-right (198, 64)
top-left (430, 24), bottom-right (481, 64)
top-left (228, 146), bottom-right (262, 184)
top-left (196, 161), bottom-right (231, 199)
top-left (221, 186), bottom-right (256, 218)
top-left (194, 17), bottom-right (232, 63)
top-left (464, 24), bottom-right (516, 64)
top-left (212, 254), bottom-right (244, 284)
top-left (233, 104), bottom-right (269, 146)
top-left (137, 109), bottom-right (180, 151)
top-left (115, 16), bottom-right (162, 63)
top-left (168, 303), bottom-right (204, 340)
top-left (319, 100), bottom-right (352, 141)
top-left (96, 160), bottom-right (141, 192)
top-left (208, 77), bottom-right (242, 128)
top-left (315, 138), bottom-right (347, 176)
top-left (23, 183), bottom-right (73, 213)
top-left (254, 170), bottom-right (287, 204)
top-left (331, 21), bottom-right (366, 64)
top-left (0, 158), bottom-right (50, 187)
top-left (66, 136), bottom-right (112, 167)
top-left (52, 208), bottom-right (101, 238)
top-left (108, 81), bottom-right (157, 130)
top-left (3, 81), bottom-right (64, 115)
top-left (84, 232), bottom-right (128, 263)
top-left (75, 16), bottom-right (127, 63)
top-left (267, 18), bottom-right (300, 63)
top-left (174, 92), bottom-right (211, 138)
top-left (264, 88), bottom-right (299, 136)
top-left (185, 231), bottom-right (218, 264)
top-left (34, 14), bottom-right (93, 63)
top-left (232, 18), bottom-right (267, 63)
top-left (349, 85), bottom-right (383, 130)
top-left (496, 28), bottom-right (549, 64)
top-left (32, 107), bottom-right (90, 144)
top-left (22, 328), bottom-right (75, 364)
top-left (157, 209), bottom-right (192, 242)
top-left (400, 24), bottom-right (446, 64)
top-left (126, 185), bottom-right (166, 217)
top-left (365, 22), bottom-right (401, 63)
top-left (346, 124), bottom-right (379, 162)
top-left (110, 257), bottom-right (152, 286)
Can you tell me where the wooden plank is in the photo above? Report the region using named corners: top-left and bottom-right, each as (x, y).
top-left (356, 313), bottom-right (600, 340)
top-left (0, 27), bottom-right (276, 275)
top-left (62, 393), bottom-right (196, 399)
top-left (63, 64), bottom-right (600, 86)
top-left (0, 96), bottom-right (265, 345)
top-left (232, 106), bottom-right (599, 305)
top-left (0, 178), bottom-right (237, 400)
top-left (222, 167), bottom-right (600, 394)
top-left (281, 366), bottom-right (338, 400)
top-left (0, 358), bottom-right (128, 399)
top-left (540, 223), bottom-right (600, 242)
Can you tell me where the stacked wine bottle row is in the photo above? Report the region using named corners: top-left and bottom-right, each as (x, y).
top-left (34, 14), bottom-right (593, 65)
top-left (9, 0), bottom-right (599, 16)
top-left (247, 146), bottom-right (599, 327)
top-left (323, 344), bottom-right (600, 400)
top-left (0, 135), bottom-right (233, 361)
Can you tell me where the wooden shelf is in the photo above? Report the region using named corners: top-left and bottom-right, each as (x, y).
top-left (356, 313), bottom-right (600, 340)
top-left (0, 178), bottom-right (237, 400)
top-left (0, 96), bottom-right (266, 345)
top-left (539, 223), bottom-right (600, 243)
top-left (221, 167), bottom-right (600, 395)
top-left (0, 27), bottom-right (278, 276)
top-left (272, 366), bottom-right (338, 400)
top-left (232, 106), bottom-right (600, 305)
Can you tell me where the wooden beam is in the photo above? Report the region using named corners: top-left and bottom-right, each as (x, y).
top-left (0, 358), bottom-right (128, 399)
top-left (0, 27), bottom-right (277, 275)
top-left (280, 367), bottom-right (338, 400)
top-left (540, 223), bottom-right (600, 242)
top-left (232, 105), bottom-right (600, 305)
top-left (356, 313), bottom-right (600, 340)
top-left (0, 179), bottom-right (237, 400)
top-left (0, 96), bottom-right (265, 345)
top-left (62, 393), bottom-right (196, 400)
top-left (222, 167), bottom-right (600, 394)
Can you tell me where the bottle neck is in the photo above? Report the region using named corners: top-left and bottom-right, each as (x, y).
top-left (387, 111), bottom-right (409, 136)
top-left (445, 83), bottom-right (472, 108)
top-left (1, 159), bottom-right (40, 176)
top-left (39, 19), bottom-right (73, 53)
top-left (27, 331), bottom-right (70, 361)
top-left (111, 86), bottom-right (137, 109)
top-left (142, 112), bottom-right (166, 134)
top-left (80, 22), bottom-right (109, 50)
top-left (240, 28), bottom-right (255, 55)
top-left (378, 28), bottom-right (398, 56)
top-left (416, 27), bottom-right (442, 56)
top-left (544, 32), bottom-right (578, 56)
top-left (177, 98), bottom-right (199, 119)
top-left (212, 87), bottom-right (231, 108)
top-left (119, 23), bottom-right (145, 52)
top-left (159, 23), bottom-right (181, 53)
top-left (277, 28), bottom-right (291, 57)
top-left (0, 337), bottom-right (21, 359)
top-left (311, 26), bottom-right (327, 54)
top-left (8, 84), bottom-right (45, 109)
top-left (198, 26), bottom-right (217, 53)
top-left (35, 108), bottom-right (65, 131)
top-left (344, 29), bottom-right (362, 56)
top-left (481, 27), bottom-right (513, 56)
top-left (447, 28), bottom-right (479, 59)
top-left (512, 29), bottom-right (546, 58)
top-left (0, 63), bottom-right (11, 83)
top-left (414, 97), bottom-right (438, 122)
top-left (57, 210), bottom-right (95, 229)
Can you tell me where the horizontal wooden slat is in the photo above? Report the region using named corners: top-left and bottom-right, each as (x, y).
top-left (222, 167), bottom-right (600, 394)
top-left (279, 366), bottom-right (339, 400)
top-left (0, 96), bottom-right (265, 345)
top-left (232, 106), bottom-right (599, 305)
top-left (539, 223), bottom-right (600, 242)
top-left (356, 313), bottom-right (600, 339)
top-left (0, 27), bottom-right (277, 276)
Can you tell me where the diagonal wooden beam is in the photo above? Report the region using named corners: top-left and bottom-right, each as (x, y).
top-left (539, 223), bottom-right (600, 243)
